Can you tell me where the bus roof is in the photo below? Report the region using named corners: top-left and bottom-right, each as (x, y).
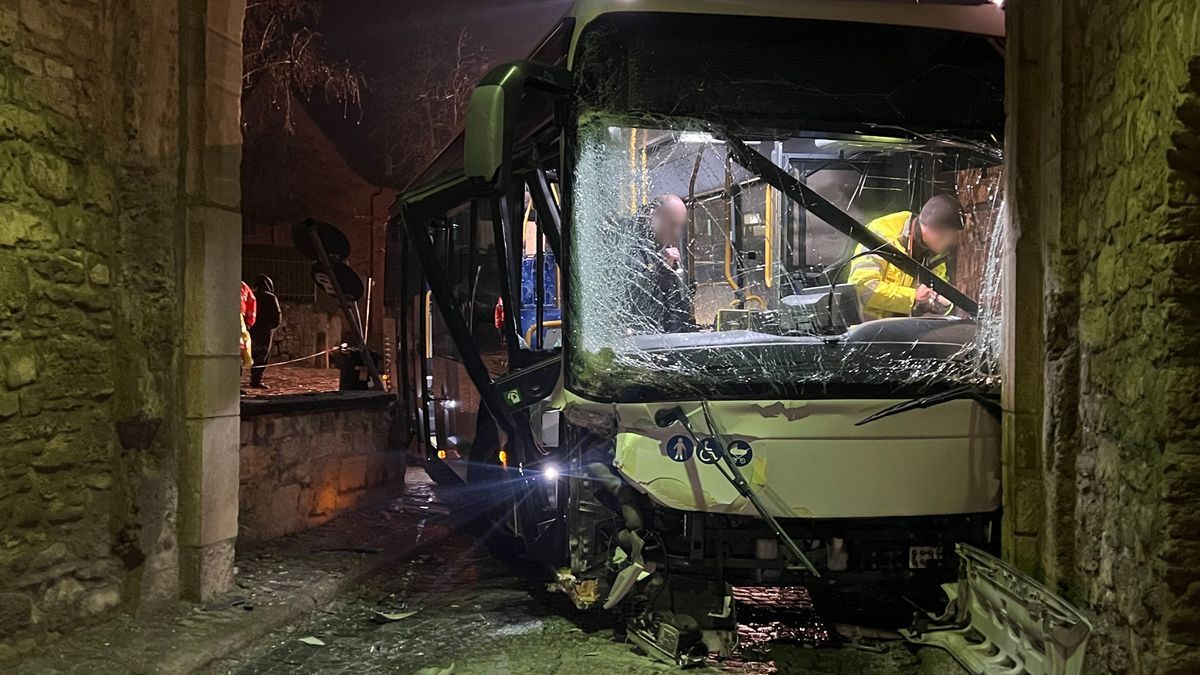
top-left (566, 0), bottom-right (1005, 52)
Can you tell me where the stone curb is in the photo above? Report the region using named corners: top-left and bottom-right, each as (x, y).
top-left (148, 533), bottom-right (441, 675)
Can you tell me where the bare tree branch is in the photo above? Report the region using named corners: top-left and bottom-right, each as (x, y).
top-left (368, 26), bottom-right (490, 186)
top-left (243, 0), bottom-right (365, 139)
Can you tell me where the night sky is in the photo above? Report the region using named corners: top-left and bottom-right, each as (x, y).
top-left (306, 0), bottom-right (573, 182)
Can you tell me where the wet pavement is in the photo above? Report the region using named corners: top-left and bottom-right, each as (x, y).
top-left (200, 470), bottom-right (966, 675)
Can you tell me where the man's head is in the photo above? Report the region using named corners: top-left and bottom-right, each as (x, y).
top-left (917, 194), bottom-right (965, 254)
top-left (650, 193), bottom-right (688, 246)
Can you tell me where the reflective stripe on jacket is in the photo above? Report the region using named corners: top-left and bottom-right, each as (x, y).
top-left (846, 211), bottom-right (950, 321)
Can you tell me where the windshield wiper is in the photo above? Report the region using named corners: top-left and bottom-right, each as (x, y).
top-left (855, 385), bottom-right (1000, 426)
top-left (718, 131), bottom-right (980, 317)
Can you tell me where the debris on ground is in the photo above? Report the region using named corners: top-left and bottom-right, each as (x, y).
top-left (370, 609), bottom-right (419, 624)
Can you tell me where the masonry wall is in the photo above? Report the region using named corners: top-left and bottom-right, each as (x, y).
top-left (1007, 3), bottom-right (1200, 673)
top-left (272, 300), bottom-right (341, 365)
top-left (238, 399), bottom-right (403, 544)
top-left (0, 0), bottom-right (188, 650)
top-left (0, 0), bottom-right (246, 653)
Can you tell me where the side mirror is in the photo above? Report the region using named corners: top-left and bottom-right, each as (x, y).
top-left (465, 60), bottom-right (569, 193)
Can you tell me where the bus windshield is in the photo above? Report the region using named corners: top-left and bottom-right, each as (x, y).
top-left (563, 11), bottom-right (1005, 402)
top-left (568, 122), bottom-right (1005, 402)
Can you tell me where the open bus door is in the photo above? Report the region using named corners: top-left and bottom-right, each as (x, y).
top-left (391, 139), bottom-right (567, 558)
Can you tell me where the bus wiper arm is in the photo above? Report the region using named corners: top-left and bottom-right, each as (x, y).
top-left (719, 131), bottom-right (980, 317)
top-left (657, 406), bottom-right (821, 577)
top-left (855, 385), bottom-right (1000, 426)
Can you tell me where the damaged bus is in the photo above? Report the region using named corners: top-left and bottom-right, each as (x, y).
top-left (390, 1), bottom-right (1091, 671)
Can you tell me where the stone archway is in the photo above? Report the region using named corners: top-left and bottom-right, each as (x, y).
top-left (175, 0), bottom-right (247, 602)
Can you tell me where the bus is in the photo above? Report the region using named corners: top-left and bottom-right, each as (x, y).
top-left (389, 1), bottom-right (1090, 670)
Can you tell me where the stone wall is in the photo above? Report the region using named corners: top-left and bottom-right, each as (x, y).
top-left (273, 300), bottom-right (342, 365)
top-left (238, 397), bottom-right (404, 544)
top-left (1007, 2), bottom-right (1200, 673)
top-left (0, 0), bottom-right (189, 650)
top-left (0, 0), bottom-right (247, 653)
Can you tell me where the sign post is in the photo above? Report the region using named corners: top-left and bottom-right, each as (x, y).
top-left (301, 219), bottom-right (385, 392)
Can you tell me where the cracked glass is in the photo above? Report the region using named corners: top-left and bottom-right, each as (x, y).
top-left (565, 13), bottom-right (1006, 402)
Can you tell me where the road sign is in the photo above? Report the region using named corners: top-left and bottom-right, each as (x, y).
top-left (665, 435), bottom-right (694, 462)
top-left (312, 260), bottom-right (365, 301)
top-left (294, 218), bottom-right (351, 260)
top-left (727, 440), bottom-right (753, 467)
top-left (697, 438), bottom-right (721, 464)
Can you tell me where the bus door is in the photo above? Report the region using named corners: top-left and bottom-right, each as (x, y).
top-left (396, 152), bottom-right (564, 481)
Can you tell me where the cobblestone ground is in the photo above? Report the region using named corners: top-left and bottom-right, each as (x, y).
top-left (201, 471), bottom-right (965, 675)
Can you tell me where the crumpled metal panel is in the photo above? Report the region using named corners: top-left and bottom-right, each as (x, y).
top-left (905, 544), bottom-right (1093, 675)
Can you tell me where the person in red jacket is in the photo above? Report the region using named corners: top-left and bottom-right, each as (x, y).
top-left (239, 282), bottom-right (257, 394)
top-left (240, 281), bottom-right (257, 329)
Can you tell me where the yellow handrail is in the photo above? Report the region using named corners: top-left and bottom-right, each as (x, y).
top-left (524, 319), bottom-right (563, 347)
top-left (424, 290), bottom-right (433, 359)
top-left (764, 187), bottom-right (774, 289)
top-left (731, 294), bottom-right (766, 310)
top-left (724, 219), bottom-right (738, 291)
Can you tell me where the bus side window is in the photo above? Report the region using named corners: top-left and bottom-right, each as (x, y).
top-left (470, 199), bottom-right (508, 377)
top-left (516, 193), bottom-right (561, 351)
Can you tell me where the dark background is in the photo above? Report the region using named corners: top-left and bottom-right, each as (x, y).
top-left (306, 0), bottom-right (573, 184)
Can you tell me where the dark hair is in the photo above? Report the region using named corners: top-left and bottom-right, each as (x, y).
top-left (919, 194), bottom-right (965, 231)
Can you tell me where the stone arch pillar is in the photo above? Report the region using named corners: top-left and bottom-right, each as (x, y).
top-left (176, 0), bottom-right (246, 602)
top-left (1006, 2), bottom-right (1200, 672)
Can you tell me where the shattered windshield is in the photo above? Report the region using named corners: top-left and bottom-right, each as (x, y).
top-left (564, 12), bottom-right (1005, 402)
top-left (569, 123), bottom-right (1005, 401)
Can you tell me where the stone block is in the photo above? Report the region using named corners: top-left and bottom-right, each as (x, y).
top-left (0, 205), bottom-right (42, 248)
top-left (81, 585), bottom-right (120, 616)
top-left (43, 57), bottom-right (74, 80)
top-left (19, 0), bottom-right (65, 41)
top-left (182, 206), bottom-right (241, 358)
top-left (82, 164), bottom-right (115, 215)
top-left (0, 592), bottom-right (31, 634)
top-left (179, 538), bottom-right (234, 603)
top-left (27, 150), bottom-right (74, 203)
top-left (0, 7), bottom-right (16, 45)
top-left (88, 263), bottom-right (109, 287)
top-left (183, 354), bottom-right (239, 420)
top-left (335, 489), bottom-right (362, 511)
top-left (0, 391), bottom-right (18, 419)
top-left (338, 456), bottom-right (368, 493)
top-left (239, 444), bottom-right (270, 483)
top-left (12, 49), bottom-right (42, 75)
top-left (180, 415), bottom-right (239, 547)
top-left (206, 0), bottom-right (246, 43)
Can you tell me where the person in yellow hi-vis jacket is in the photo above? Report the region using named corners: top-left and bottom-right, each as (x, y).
top-left (847, 194), bottom-right (964, 321)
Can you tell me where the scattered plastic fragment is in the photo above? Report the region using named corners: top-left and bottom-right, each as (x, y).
top-left (370, 609), bottom-right (419, 623)
top-left (298, 636), bottom-right (326, 646)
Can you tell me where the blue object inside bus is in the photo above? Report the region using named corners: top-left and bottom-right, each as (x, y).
top-left (519, 254), bottom-right (560, 347)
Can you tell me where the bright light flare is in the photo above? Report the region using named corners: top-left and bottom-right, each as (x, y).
top-left (543, 464), bottom-right (561, 481)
